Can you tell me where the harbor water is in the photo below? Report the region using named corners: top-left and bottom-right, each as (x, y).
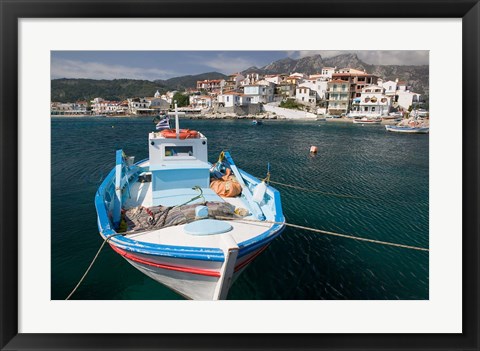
top-left (51, 117), bottom-right (429, 300)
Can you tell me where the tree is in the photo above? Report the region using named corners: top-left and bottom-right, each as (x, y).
top-left (279, 98), bottom-right (300, 110)
top-left (172, 92), bottom-right (189, 107)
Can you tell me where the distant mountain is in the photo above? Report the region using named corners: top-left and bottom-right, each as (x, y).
top-left (242, 53), bottom-right (429, 95)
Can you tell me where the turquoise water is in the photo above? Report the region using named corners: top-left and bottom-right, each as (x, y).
top-left (51, 117), bottom-right (429, 300)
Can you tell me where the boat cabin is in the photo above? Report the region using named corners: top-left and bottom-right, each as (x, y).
top-left (148, 131), bottom-right (214, 207)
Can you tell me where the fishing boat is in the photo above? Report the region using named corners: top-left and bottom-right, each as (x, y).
top-left (381, 112), bottom-right (403, 122)
top-left (385, 125), bottom-right (429, 134)
top-left (94, 106), bottom-right (286, 300)
top-left (352, 117), bottom-right (382, 124)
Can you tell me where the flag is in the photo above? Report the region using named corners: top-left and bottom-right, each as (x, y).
top-left (156, 117), bottom-right (170, 130)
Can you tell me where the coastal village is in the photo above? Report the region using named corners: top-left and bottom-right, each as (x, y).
top-left (51, 66), bottom-right (428, 123)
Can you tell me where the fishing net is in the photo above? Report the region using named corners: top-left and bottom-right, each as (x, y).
top-left (122, 201), bottom-right (239, 232)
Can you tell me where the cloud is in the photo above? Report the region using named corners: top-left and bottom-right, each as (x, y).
top-left (287, 50), bottom-right (429, 65)
top-left (51, 58), bottom-right (176, 80)
top-left (202, 54), bottom-right (259, 74)
top-left (287, 50), bottom-right (337, 59)
top-left (358, 51), bottom-right (429, 65)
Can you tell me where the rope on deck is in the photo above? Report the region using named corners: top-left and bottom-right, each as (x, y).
top-left (65, 233), bottom-right (124, 300)
top-left (215, 216), bottom-right (429, 252)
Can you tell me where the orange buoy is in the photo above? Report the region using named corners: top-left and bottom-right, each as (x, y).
top-left (310, 146), bottom-right (318, 154)
top-left (160, 129), bottom-right (199, 139)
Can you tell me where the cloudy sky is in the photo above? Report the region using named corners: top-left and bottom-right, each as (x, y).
top-left (51, 50), bottom-right (429, 81)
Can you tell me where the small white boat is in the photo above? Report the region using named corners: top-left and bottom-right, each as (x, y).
top-left (95, 106), bottom-right (285, 300)
top-left (352, 117), bottom-right (382, 124)
top-left (385, 125), bottom-right (429, 134)
top-left (382, 113), bottom-right (403, 121)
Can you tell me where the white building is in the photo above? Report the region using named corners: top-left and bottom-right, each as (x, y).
top-left (148, 97), bottom-right (170, 112)
top-left (51, 101), bottom-right (88, 115)
top-left (395, 90), bottom-right (422, 111)
top-left (380, 80), bottom-right (398, 96)
top-left (295, 86), bottom-right (316, 105)
top-left (350, 85), bottom-right (391, 117)
top-left (299, 77), bottom-right (329, 100)
top-left (189, 95), bottom-right (213, 109)
top-left (320, 67), bottom-right (336, 79)
top-left (90, 98), bottom-right (123, 115)
top-left (217, 92), bottom-right (246, 107)
top-left (243, 80), bottom-right (275, 104)
top-left (264, 74), bottom-right (283, 85)
top-left (128, 97), bottom-right (151, 115)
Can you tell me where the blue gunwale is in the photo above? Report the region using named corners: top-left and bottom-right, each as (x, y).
top-left (95, 154), bottom-right (285, 262)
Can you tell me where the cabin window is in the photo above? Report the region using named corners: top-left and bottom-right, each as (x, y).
top-left (164, 146), bottom-right (194, 157)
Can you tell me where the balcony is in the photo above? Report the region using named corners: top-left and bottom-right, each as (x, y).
top-left (326, 88), bottom-right (349, 93)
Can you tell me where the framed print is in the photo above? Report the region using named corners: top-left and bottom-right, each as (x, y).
top-left (1, 0), bottom-right (479, 350)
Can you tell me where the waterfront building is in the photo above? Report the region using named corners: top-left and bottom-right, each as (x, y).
top-left (325, 79), bottom-right (350, 115)
top-left (147, 96), bottom-right (170, 113)
top-left (51, 101), bottom-right (89, 116)
top-left (301, 76), bottom-right (329, 100)
top-left (379, 78), bottom-right (422, 111)
top-left (350, 85), bottom-right (391, 117)
top-left (217, 92), bottom-right (245, 107)
top-left (295, 86), bottom-right (317, 105)
top-left (189, 95), bottom-right (213, 109)
top-left (326, 69), bottom-right (378, 114)
top-left (394, 90), bottom-right (422, 111)
top-left (91, 98), bottom-right (124, 115)
top-left (128, 97), bottom-right (152, 115)
top-left (243, 80), bottom-right (275, 104)
top-left (380, 79), bottom-right (398, 97)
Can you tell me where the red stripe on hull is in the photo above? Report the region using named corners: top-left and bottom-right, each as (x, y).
top-left (110, 244), bottom-right (221, 277)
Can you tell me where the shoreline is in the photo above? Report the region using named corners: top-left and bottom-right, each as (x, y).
top-left (50, 114), bottom-right (429, 125)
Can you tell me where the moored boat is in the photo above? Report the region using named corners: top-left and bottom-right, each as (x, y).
top-left (352, 117), bottom-right (382, 124)
top-left (95, 107), bottom-right (285, 300)
top-left (385, 125), bottom-right (429, 134)
top-left (251, 119), bottom-right (263, 125)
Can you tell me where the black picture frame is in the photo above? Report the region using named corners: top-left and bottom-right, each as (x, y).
top-left (1, 0), bottom-right (478, 350)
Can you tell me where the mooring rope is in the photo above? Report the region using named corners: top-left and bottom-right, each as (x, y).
top-left (267, 180), bottom-right (365, 199)
top-left (65, 233), bottom-right (124, 300)
top-left (266, 179), bottom-right (427, 206)
top-left (215, 216), bottom-right (429, 252)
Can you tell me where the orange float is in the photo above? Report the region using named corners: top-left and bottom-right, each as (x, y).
top-left (160, 129), bottom-right (199, 139)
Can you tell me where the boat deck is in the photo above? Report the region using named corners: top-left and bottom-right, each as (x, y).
top-left (122, 175), bottom-right (271, 248)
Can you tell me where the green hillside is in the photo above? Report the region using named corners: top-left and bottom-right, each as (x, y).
top-left (51, 79), bottom-right (168, 102)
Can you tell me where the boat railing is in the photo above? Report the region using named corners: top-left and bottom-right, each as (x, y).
top-left (113, 149), bottom-right (141, 227)
top-left (222, 152), bottom-right (265, 221)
